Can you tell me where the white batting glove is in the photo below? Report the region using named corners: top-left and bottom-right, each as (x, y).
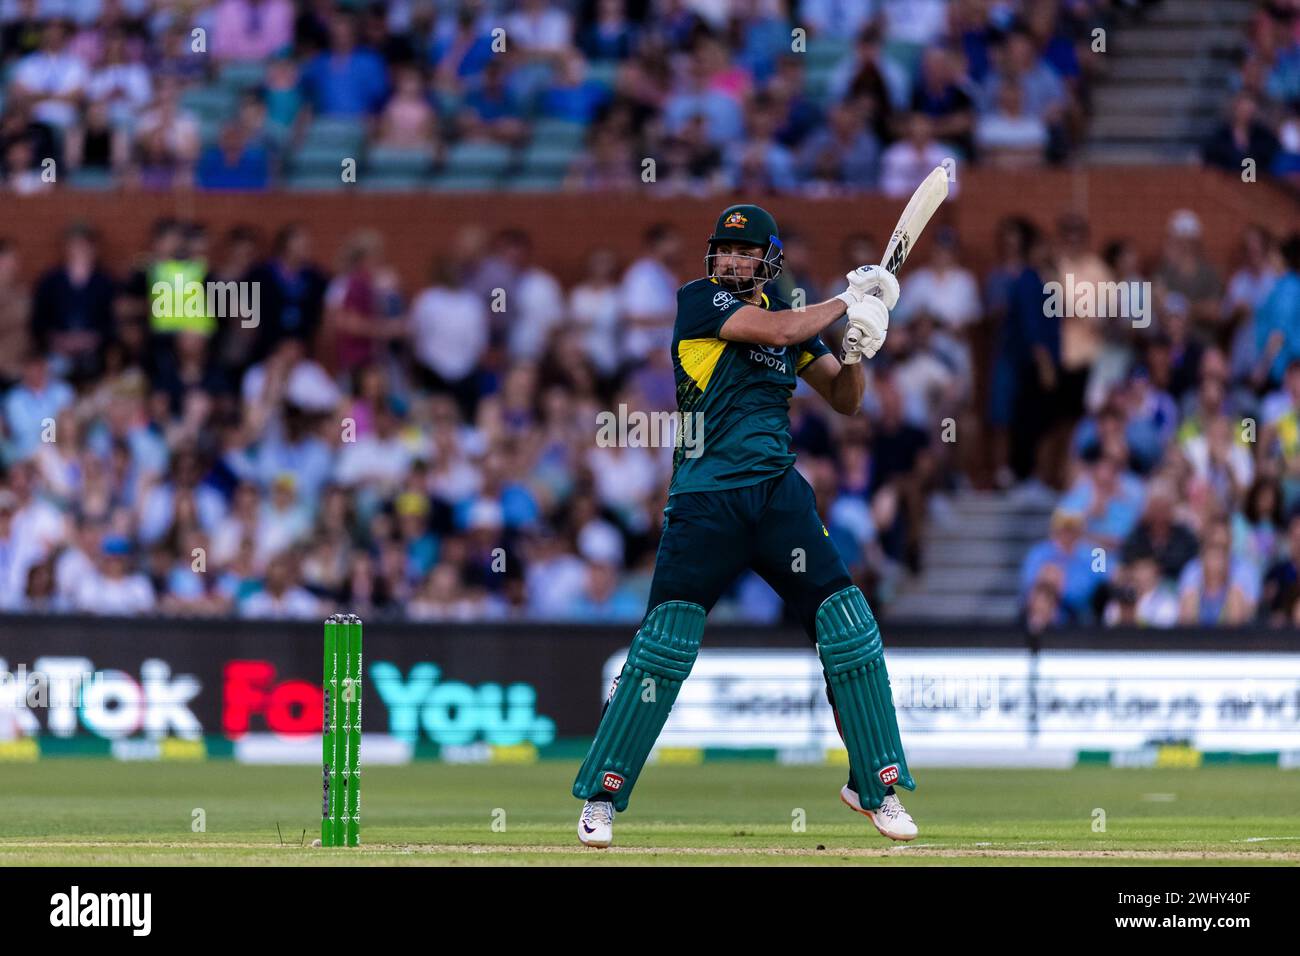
top-left (840, 296), bottom-right (889, 364)
top-left (835, 265), bottom-right (900, 311)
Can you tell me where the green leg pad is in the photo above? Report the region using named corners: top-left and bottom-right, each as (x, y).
top-left (572, 601), bottom-right (706, 811)
top-left (815, 586), bottom-right (915, 808)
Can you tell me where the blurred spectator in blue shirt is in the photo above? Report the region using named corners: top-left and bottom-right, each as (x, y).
top-left (579, 0), bottom-right (638, 61)
top-left (299, 11), bottom-right (389, 117)
top-left (570, 560), bottom-right (644, 622)
top-left (1254, 233), bottom-right (1300, 387)
top-left (798, 98), bottom-right (880, 190)
top-left (1059, 455), bottom-right (1146, 550)
top-left (1020, 509), bottom-right (1101, 619)
top-left (539, 49), bottom-right (610, 123)
top-left (458, 59), bottom-right (527, 145)
top-left (3, 354), bottom-right (73, 463)
top-left (197, 123), bottom-right (271, 190)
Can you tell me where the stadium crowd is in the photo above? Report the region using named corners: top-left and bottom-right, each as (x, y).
top-left (2, 204), bottom-right (1297, 629)
top-left (0, 0), bottom-right (1117, 194)
top-left (0, 216), bottom-right (949, 622)
top-left (1202, 0), bottom-right (1300, 183)
top-left (1017, 212), bottom-right (1300, 630)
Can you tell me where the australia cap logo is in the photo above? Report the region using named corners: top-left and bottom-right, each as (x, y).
top-left (723, 212), bottom-right (748, 228)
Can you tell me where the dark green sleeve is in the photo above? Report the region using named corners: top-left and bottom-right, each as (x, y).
top-left (676, 281), bottom-right (747, 339)
top-left (795, 333), bottom-right (831, 375)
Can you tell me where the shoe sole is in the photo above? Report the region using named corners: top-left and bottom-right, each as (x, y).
top-left (840, 791), bottom-right (918, 842)
top-left (578, 833), bottom-right (612, 848)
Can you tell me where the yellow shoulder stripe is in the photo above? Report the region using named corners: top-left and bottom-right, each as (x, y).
top-left (678, 337), bottom-right (727, 392)
top-left (796, 350), bottom-right (816, 373)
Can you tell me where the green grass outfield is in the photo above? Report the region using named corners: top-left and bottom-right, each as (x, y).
top-left (1, 761), bottom-right (1297, 866)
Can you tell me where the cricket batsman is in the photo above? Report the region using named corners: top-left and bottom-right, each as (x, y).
top-left (573, 204), bottom-right (917, 846)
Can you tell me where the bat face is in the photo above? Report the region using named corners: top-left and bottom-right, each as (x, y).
top-left (883, 230), bottom-right (911, 276)
top-left (881, 166), bottom-right (950, 276)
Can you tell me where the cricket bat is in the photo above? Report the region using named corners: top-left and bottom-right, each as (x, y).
top-left (879, 166), bottom-right (951, 276)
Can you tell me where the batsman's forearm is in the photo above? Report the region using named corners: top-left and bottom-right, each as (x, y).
top-left (830, 360), bottom-right (865, 415)
top-left (774, 298), bottom-right (848, 346)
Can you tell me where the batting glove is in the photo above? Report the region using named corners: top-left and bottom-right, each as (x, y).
top-left (835, 265), bottom-right (901, 311)
top-left (840, 296), bottom-right (889, 364)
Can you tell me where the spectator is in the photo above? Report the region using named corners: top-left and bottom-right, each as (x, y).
top-left (569, 559), bottom-right (643, 621)
top-left (130, 75), bottom-right (201, 189)
top-left (620, 223), bottom-right (680, 369)
top-left (768, 55), bottom-right (823, 149)
top-left (1155, 210), bottom-right (1223, 338)
top-left (797, 97), bottom-right (880, 191)
top-left (3, 354), bottom-right (74, 463)
top-left (1059, 454), bottom-right (1145, 551)
top-left (72, 535), bottom-right (155, 614)
top-left (376, 63), bottom-right (438, 149)
top-left (1202, 93), bottom-right (1280, 174)
top-left (86, 28), bottom-right (151, 129)
top-left (299, 11), bottom-right (390, 118)
top-left (910, 46), bottom-right (975, 159)
top-left (879, 113), bottom-right (951, 199)
top-left (30, 224), bottom-right (115, 384)
top-left (410, 257), bottom-right (489, 419)
top-left (975, 81), bottom-right (1048, 168)
top-left (893, 226), bottom-right (980, 332)
top-left (539, 48), bottom-right (611, 124)
top-left (239, 552), bottom-right (322, 618)
top-left (10, 18), bottom-right (88, 134)
top-left (569, 248), bottom-right (624, 383)
top-left (1178, 517), bottom-right (1260, 622)
top-left (457, 58), bottom-right (528, 145)
top-left (579, 0), bottom-right (638, 62)
top-left (1120, 480), bottom-right (1199, 581)
top-left (64, 100), bottom-right (128, 178)
top-left (1262, 512), bottom-right (1300, 625)
top-left (1177, 527), bottom-right (1255, 626)
top-left (196, 123), bottom-right (271, 190)
top-left (211, 0), bottom-right (295, 63)
top-left (1020, 508), bottom-right (1099, 621)
top-left (1104, 556), bottom-right (1178, 627)
top-left (1054, 214), bottom-right (1112, 422)
top-left (978, 28), bottom-right (1067, 152)
top-left (322, 229), bottom-right (407, 375)
top-left (1252, 232), bottom-right (1300, 389)
top-left (247, 223), bottom-right (327, 361)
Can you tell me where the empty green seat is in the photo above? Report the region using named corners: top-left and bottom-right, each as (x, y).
top-left (367, 145), bottom-right (435, 176)
top-left (442, 140), bottom-right (513, 176)
top-left (530, 118), bottom-right (588, 147)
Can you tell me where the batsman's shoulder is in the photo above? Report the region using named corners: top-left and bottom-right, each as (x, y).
top-left (676, 277), bottom-right (716, 300)
top-left (761, 289), bottom-right (792, 312)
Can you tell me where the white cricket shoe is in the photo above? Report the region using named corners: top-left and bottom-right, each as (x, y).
top-left (841, 786), bottom-right (918, 842)
top-left (578, 799), bottom-right (614, 847)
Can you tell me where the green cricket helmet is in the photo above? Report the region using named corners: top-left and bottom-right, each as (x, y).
top-left (705, 203), bottom-right (783, 294)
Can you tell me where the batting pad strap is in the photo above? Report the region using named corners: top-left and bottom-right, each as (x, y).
top-left (572, 601), bottom-right (706, 811)
top-left (815, 587), bottom-right (915, 808)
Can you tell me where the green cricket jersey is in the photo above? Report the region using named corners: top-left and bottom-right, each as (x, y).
top-left (669, 277), bottom-right (831, 495)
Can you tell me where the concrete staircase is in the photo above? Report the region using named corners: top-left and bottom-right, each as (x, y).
top-left (884, 491), bottom-right (1054, 624)
top-left (1084, 0), bottom-right (1254, 164)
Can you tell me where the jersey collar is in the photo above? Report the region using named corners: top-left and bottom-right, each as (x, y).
top-left (709, 276), bottom-right (769, 309)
